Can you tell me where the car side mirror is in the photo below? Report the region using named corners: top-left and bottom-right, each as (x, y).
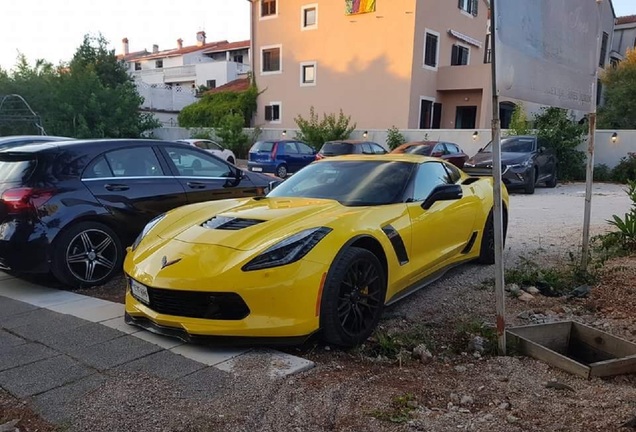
top-left (421, 184), bottom-right (463, 210)
top-left (268, 180), bottom-right (281, 192)
top-left (431, 151), bottom-right (443, 158)
top-left (478, 147), bottom-right (483, 152)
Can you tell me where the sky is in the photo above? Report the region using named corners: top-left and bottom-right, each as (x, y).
top-left (1, 0), bottom-right (635, 71)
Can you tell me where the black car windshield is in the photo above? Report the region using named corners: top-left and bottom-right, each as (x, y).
top-left (482, 137), bottom-right (535, 153)
top-left (405, 145), bottom-right (433, 155)
top-left (319, 142), bottom-right (354, 155)
top-left (267, 160), bottom-right (415, 206)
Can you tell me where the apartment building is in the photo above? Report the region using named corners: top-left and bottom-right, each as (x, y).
top-left (611, 15), bottom-right (636, 63)
top-left (250, 0), bottom-right (616, 130)
top-left (118, 32), bottom-right (250, 123)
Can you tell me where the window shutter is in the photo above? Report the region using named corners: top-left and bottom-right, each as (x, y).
top-left (265, 106), bottom-right (273, 121)
top-left (451, 45), bottom-right (459, 65)
top-left (273, 105), bottom-right (280, 120)
top-left (471, 0), bottom-right (478, 16)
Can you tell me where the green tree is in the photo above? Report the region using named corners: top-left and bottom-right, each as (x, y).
top-left (533, 107), bottom-right (586, 181)
top-left (507, 103), bottom-right (530, 135)
top-left (294, 106), bottom-right (356, 149)
top-left (214, 113), bottom-right (249, 158)
top-left (598, 48), bottom-right (636, 129)
top-left (386, 126), bottom-right (406, 150)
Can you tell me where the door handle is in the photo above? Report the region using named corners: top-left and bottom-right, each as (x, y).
top-left (187, 181), bottom-right (206, 189)
top-left (104, 184), bottom-right (129, 192)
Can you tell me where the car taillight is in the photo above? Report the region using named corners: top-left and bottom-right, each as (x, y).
top-left (315, 153), bottom-right (324, 160)
top-left (1, 188), bottom-right (55, 214)
top-left (270, 143), bottom-right (278, 161)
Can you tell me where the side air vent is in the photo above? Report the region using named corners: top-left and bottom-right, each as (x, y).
top-left (202, 216), bottom-right (265, 230)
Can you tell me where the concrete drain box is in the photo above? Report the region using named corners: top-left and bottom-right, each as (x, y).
top-left (506, 321), bottom-right (636, 379)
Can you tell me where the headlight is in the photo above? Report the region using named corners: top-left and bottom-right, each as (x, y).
top-left (464, 162), bottom-right (475, 168)
top-left (131, 214), bottom-right (166, 251)
top-left (242, 227), bottom-right (332, 271)
top-left (507, 161), bottom-right (531, 169)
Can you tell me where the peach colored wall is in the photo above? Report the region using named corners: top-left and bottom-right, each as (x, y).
top-left (408, 1), bottom-right (490, 129)
top-left (437, 89), bottom-right (483, 129)
top-left (252, 0), bottom-right (417, 129)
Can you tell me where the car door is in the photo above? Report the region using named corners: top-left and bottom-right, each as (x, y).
top-left (159, 145), bottom-right (259, 203)
top-left (430, 143), bottom-right (446, 158)
top-left (283, 141), bottom-right (303, 173)
top-left (297, 142), bottom-right (317, 169)
top-left (536, 137), bottom-right (555, 180)
top-left (81, 145), bottom-right (187, 238)
top-left (405, 162), bottom-right (479, 280)
top-left (444, 143), bottom-right (468, 168)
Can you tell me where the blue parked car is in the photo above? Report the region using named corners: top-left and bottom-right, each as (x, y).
top-left (247, 140), bottom-right (316, 178)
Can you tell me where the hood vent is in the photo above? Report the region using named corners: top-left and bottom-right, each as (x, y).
top-left (202, 216), bottom-right (265, 230)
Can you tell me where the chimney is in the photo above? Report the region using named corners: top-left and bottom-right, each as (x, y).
top-left (196, 31), bottom-right (206, 47)
top-left (177, 38), bottom-right (183, 49)
top-left (122, 37), bottom-right (129, 55)
top-left (152, 44), bottom-right (159, 53)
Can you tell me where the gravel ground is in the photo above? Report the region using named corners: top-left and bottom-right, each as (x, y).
top-left (5, 182), bottom-right (636, 432)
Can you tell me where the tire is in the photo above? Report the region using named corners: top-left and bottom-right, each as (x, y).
top-left (51, 221), bottom-right (123, 288)
top-left (524, 168), bottom-right (536, 194)
top-left (276, 164), bottom-right (288, 178)
top-left (478, 209), bottom-right (508, 265)
top-left (320, 247), bottom-right (387, 347)
top-left (227, 156), bottom-right (235, 165)
top-left (546, 167), bottom-right (557, 188)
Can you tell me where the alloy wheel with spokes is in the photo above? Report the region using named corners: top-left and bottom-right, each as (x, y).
top-left (321, 246), bottom-right (386, 347)
top-left (51, 221), bottom-right (123, 288)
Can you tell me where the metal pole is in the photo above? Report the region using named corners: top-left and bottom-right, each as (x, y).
top-left (490, 0), bottom-right (506, 356)
top-left (581, 2), bottom-right (602, 271)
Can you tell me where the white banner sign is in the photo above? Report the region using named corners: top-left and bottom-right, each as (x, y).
top-left (494, 0), bottom-right (601, 111)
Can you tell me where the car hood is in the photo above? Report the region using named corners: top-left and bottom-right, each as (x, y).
top-left (152, 197), bottom-right (359, 252)
top-left (467, 151), bottom-right (531, 167)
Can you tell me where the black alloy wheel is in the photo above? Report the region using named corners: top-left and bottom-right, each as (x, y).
top-left (52, 222), bottom-right (123, 288)
top-left (546, 167), bottom-right (557, 188)
top-left (478, 209), bottom-right (508, 265)
top-left (524, 168), bottom-right (536, 194)
top-left (276, 164), bottom-right (288, 178)
top-left (321, 247), bottom-right (386, 347)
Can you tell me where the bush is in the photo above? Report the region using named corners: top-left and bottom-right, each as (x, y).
top-left (594, 164), bottom-right (613, 182)
top-left (606, 180), bottom-right (636, 252)
top-left (533, 107), bottom-right (586, 181)
top-left (386, 126), bottom-right (406, 150)
top-left (294, 106), bottom-right (356, 149)
top-left (214, 113), bottom-right (249, 158)
top-left (178, 85), bottom-right (258, 128)
top-left (611, 152), bottom-right (636, 183)
top-left (507, 103), bottom-right (530, 136)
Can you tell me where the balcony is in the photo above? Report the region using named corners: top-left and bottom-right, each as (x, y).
top-left (163, 65), bottom-right (197, 80)
top-left (436, 63), bottom-right (491, 92)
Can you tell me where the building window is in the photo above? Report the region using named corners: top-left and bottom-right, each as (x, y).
top-left (596, 79), bottom-right (603, 106)
top-left (265, 103), bottom-right (281, 123)
top-left (206, 80), bottom-right (216, 89)
top-left (419, 98), bottom-right (434, 129)
top-left (134, 62), bottom-right (141, 71)
top-left (423, 31), bottom-right (439, 69)
top-left (599, 32), bottom-right (609, 67)
top-left (261, 45), bottom-right (282, 74)
top-left (302, 4), bottom-right (318, 29)
top-left (233, 54), bottom-right (244, 64)
top-left (458, 0), bottom-right (478, 16)
top-left (455, 106), bottom-right (477, 129)
top-left (155, 60), bottom-right (163, 69)
top-left (451, 44), bottom-right (469, 65)
top-left (300, 62), bottom-right (316, 86)
top-left (261, 0), bottom-right (277, 18)
top-left (484, 35), bottom-right (492, 63)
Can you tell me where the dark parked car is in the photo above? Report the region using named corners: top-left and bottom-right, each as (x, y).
top-left (391, 141), bottom-right (469, 168)
top-left (0, 139), bottom-right (275, 287)
top-left (248, 140), bottom-right (316, 178)
top-left (463, 135), bottom-right (557, 194)
top-left (316, 140), bottom-right (387, 160)
top-left (0, 135), bottom-right (73, 150)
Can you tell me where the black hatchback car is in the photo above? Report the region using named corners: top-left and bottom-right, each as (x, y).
top-left (0, 139), bottom-right (275, 287)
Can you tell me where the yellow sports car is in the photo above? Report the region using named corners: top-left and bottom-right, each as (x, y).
top-left (124, 155), bottom-right (509, 347)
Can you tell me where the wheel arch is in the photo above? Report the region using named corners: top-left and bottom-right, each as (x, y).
top-left (337, 234), bottom-right (389, 282)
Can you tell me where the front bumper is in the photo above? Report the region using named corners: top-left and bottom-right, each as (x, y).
top-left (124, 249), bottom-right (327, 339)
top-left (463, 165), bottom-right (532, 188)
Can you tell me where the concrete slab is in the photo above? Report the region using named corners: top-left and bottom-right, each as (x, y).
top-left (215, 348), bottom-right (315, 379)
top-left (131, 330), bottom-right (184, 349)
top-left (0, 296), bottom-right (39, 318)
top-left (71, 335), bottom-right (162, 370)
top-left (101, 316), bottom-right (140, 335)
top-left (0, 343), bottom-right (56, 372)
top-left (0, 288), bottom-right (86, 309)
top-left (32, 373), bottom-right (108, 423)
top-left (175, 366), bottom-right (231, 400)
top-left (47, 297), bottom-right (111, 315)
top-left (116, 350), bottom-right (205, 380)
top-left (40, 322), bottom-right (123, 355)
top-left (0, 271), bottom-right (14, 281)
top-left (0, 329), bottom-right (26, 348)
top-left (64, 302), bottom-right (125, 323)
top-left (170, 344), bottom-right (250, 367)
top-left (1, 308), bottom-right (88, 341)
top-left (0, 279), bottom-right (56, 302)
top-left (0, 355), bottom-right (94, 398)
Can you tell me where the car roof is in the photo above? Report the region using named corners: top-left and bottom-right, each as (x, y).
top-left (0, 135), bottom-right (73, 144)
top-left (316, 154), bottom-right (439, 164)
top-left (178, 139), bottom-right (217, 143)
top-left (0, 138), bottom-right (188, 155)
top-left (324, 140), bottom-right (378, 145)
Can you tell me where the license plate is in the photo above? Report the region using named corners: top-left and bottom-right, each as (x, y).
top-left (130, 279), bottom-right (149, 305)
top-left (251, 167), bottom-right (263, 172)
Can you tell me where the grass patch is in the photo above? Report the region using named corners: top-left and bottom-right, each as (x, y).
top-left (363, 325), bottom-right (435, 359)
top-left (370, 393), bottom-right (418, 424)
top-left (450, 319), bottom-right (498, 356)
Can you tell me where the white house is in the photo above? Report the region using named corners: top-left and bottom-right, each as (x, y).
top-left (118, 32), bottom-right (251, 125)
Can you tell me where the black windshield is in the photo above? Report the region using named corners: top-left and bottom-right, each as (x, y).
top-left (319, 142), bottom-right (354, 156)
top-left (482, 137), bottom-right (536, 153)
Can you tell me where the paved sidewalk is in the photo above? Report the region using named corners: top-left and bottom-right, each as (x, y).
top-left (0, 273), bottom-right (313, 424)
